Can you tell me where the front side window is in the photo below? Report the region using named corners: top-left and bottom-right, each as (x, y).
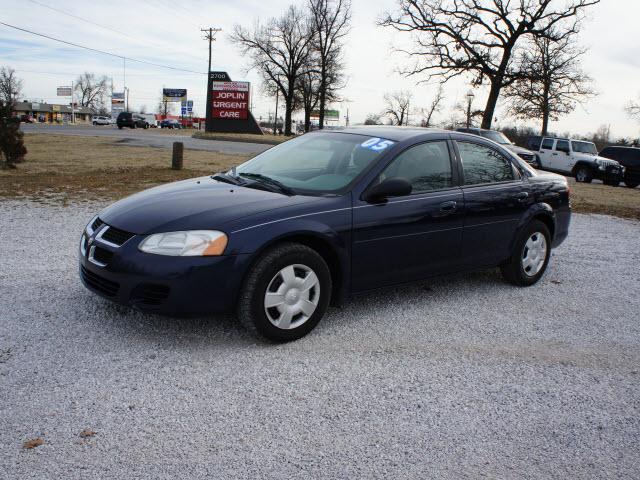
top-left (235, 133), bottom-right (395, 195)
top-left (541, 138), bottom-right (554, 150)
top-left (458, 142), bottom-right (516, 185)
top-left (556, 140), bottom-right (570, 153)
top-left (379, 141), bottom-right (452, 193)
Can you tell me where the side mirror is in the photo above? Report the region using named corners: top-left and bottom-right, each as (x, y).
top-left (363, 177), bottom-right (412, 203)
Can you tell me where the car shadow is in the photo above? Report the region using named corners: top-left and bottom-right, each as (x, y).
top-left (80, 267), bottom-right (506, 347)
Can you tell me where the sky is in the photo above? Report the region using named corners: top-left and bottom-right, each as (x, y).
top-left (1, 0), bottom-right (639, 138)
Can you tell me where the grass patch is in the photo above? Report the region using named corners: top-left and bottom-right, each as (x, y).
top-left (569, 180), bottom-right (640, 220)
top-left (0, 134), bottom-right (251, 202)
top-left (192, 131), bottom-right (290, 145)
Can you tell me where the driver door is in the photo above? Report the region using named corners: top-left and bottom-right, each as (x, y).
top-left (351, 140), bottom-right (464, 291)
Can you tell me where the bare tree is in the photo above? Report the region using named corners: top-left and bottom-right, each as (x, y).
top-left (626, 96), bottom-right (640, 121)
top-left (383, 90), bottom-right (413, 125)
top-left (505, 33), bottom-right (595, 135)
top-left (380, 0), bottom-right (600, 129)
top-left (420, 85), bottom-right (444, 127)
top-left (308, 0), bottom-right (351, 129)
top-left (0, 67), bottom-right (23, 104)
top-left (231, 6), bottom-right (314, 136)
top-left (74, 72), bottom-right (109, 111)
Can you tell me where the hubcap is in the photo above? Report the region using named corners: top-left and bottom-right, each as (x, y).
top-left (522, 232), bottom-right (548, 277)
top-left (264, 264), bottom-right (320, 330)
top-left (576, 169), bottom-right (587, 182)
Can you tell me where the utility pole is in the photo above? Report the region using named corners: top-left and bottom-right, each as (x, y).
top-left (201, 27), bottom-right (221, 132)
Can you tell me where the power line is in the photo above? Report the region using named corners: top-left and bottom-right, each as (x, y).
top-left (26, 0), bottom-right (205, 65)
top-left (0, 21), bottom-right (206, 75)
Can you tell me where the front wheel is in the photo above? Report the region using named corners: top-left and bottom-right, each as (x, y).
top-left (237, 243), bottom-right (332, 342)
top-left (501, 220), bottom-right (551, 287)
top-left (575, 166), bottom-right (593, 183)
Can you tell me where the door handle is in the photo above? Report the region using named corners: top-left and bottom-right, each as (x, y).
top-left (513, 192), bottom-right (529, 201)
top-left (439, 200), bottom-right (457, 211)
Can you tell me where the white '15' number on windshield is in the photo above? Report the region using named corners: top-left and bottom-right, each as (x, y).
top-left (361, 138), bottom-right (394, 151)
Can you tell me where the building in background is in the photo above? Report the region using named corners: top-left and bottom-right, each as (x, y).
top-left (12, 102), bottom-right (96, 124)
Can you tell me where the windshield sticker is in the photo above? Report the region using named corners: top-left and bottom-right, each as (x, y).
top-left (360, 138), bottom-right (395, 151)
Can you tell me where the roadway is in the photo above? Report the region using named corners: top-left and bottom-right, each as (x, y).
top-left (20, 123), bottom-right (272, 156)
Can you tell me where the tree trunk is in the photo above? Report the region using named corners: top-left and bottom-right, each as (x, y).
top-left (284, 94), bottom-right (294, 136)
top-left (481, 77), bottom-right (502, 129)
top-left (304, 108), bottom-right (311, 133)
top-left (318, 63), bottom-right (327, 129)
top-left (541, 82), bottom-right (551, 136)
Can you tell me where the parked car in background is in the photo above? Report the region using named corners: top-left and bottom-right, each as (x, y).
top-left (599, 146), bottom-right (640, 188)
top-left (19, 114), bottom-right (34, 123)
top-left (160, 119), bottom-right (182, 129)
top-left (527, 136), bottom-right (624, 185)
top-left (116, 112), bottom-right (149, 129)
top-left (92, 116), bottom-right (111, 126)
top-left (79, 126), bottom-right (571, 341)
top-left (456, 127), bottom-right (540, 167)
top-left (139, 113), bottom-right (157, 128)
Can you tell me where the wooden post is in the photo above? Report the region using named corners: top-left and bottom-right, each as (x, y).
top-left (172, 142), bottom-right (183, 170)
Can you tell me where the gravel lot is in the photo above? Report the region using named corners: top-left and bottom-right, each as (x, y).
top-left (1, 200), bottom-right (639, 479)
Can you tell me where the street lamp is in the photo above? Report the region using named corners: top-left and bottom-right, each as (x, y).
top-left (465, 90), bottom-right (475, 128)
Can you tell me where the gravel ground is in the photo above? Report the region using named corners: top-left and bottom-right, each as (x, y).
top-left (1, 200), bottom-right (639, 479)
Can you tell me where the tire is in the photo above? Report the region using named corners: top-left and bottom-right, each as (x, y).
top-left (534, 155), bottom-right (541, 169)
top-left (132, 123), bottom-right (137, 129)
top-left (574, 166), bottom-right (593, 183)
top-left (118, 126), bottom-right (123, 130)
top-left (92, 121), bottom-right (97, 126)
top-left (624, 174), bottom-right (638, 188)
top-left (500, 220), bottom-right (551, 287)
top-left (237, 242), bottom-right (332, 342)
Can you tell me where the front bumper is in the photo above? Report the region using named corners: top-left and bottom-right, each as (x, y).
top-left (78, 228), bottom-right (252, 316)
top-left (595, 165), bottom-right (624, 183)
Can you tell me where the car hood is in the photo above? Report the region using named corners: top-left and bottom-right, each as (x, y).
top-left (504, 144), bottom-right (534, 155)
top-left (99, 176), bottom-right (318, 234)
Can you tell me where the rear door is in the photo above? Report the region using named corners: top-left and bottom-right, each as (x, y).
top-left (351, 139), bottom-right (464, 291)
top-left (452, 138), bottom-right (532, 267)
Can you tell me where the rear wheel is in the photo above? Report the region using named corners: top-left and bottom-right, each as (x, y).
top-left (575, 166), bottom-right (593, 183)
top-left (624, 173), bottom-right (638, 188)
top-left (501, 220), bottom-right (551, 287)
top-left (237, 243), bottom-right (331, 342)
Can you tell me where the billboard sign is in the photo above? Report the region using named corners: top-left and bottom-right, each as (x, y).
top-left (310, 109), bottom-right (340, 120)
top-left (211, 81), bottom-right (249, 120)
top-left (57, 86), bottom-right (72, 97)
top-left (112, 92), bottom-right (125, 115)
top-left (163, 88), bottom-right (187, 102)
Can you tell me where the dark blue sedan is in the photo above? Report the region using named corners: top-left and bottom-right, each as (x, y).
top-left (79, 127), bottom-right (571, 341)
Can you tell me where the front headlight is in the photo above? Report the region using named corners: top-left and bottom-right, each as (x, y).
top-left (139, 230), bottom-right (228, 256)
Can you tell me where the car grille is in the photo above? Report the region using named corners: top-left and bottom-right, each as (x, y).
top-left (101, 226), bottom-right (135, 246)
top-left (92, 246), bottom-right (113, 265)
top-left (601, 159), bottom-right (620, 169)
top-left (90, 217), bottom-right (104, 232)
top-left (131, 283), bottom-right (171, 306)
top-left (80, 265), bottom-right (119, 297)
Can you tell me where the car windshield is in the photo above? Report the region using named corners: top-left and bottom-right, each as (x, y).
top-left (234, 132), bottom-right (395, 195)
top-left (481, 131), bottom-right (512, 145)
top-left (571, 141), bottom-right (597, 155)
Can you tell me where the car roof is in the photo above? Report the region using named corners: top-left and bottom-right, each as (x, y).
top-left (335, 126), bottom-right (449, 142)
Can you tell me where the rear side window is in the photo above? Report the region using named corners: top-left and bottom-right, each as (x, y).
top-left (556, 140), bottom-right (570, 153)
top-left (458, 142), bottom-right (515, 185)
top-left (541, 138), bottom-right (554, 150)
top-left (381, 141), bottom-right (452, 193)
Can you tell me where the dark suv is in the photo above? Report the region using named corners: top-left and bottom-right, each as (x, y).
top-left (599, 146), bottom-right (640, 188)
top-left (116, 112), bottom-right (149, 129)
